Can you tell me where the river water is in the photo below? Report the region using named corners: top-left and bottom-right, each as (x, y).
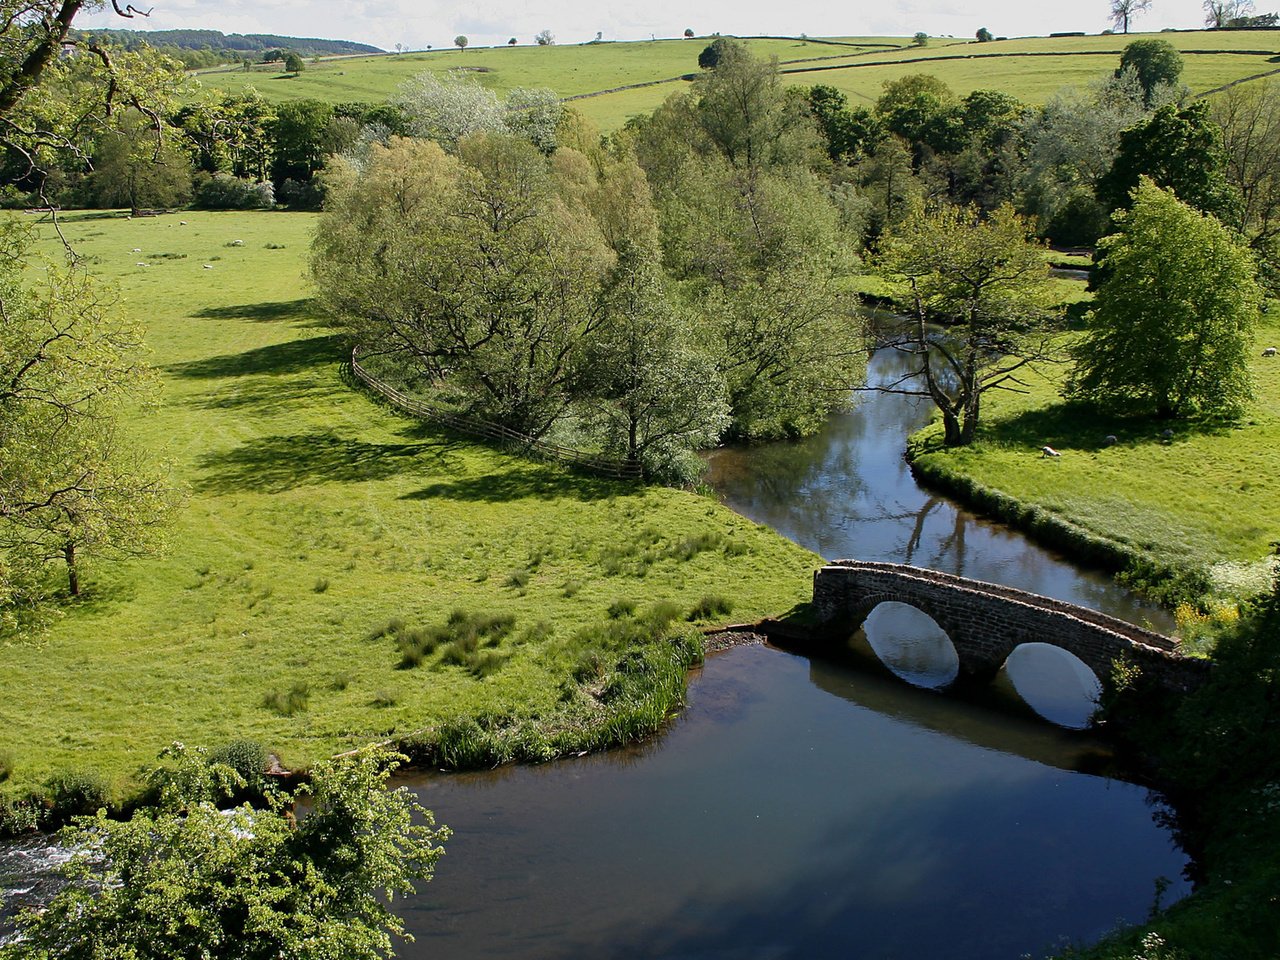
top-left (2, 326), bottom-right (1191, 958)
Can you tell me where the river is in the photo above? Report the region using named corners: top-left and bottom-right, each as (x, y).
top-left (2, 326), bottom-right (1191, 958)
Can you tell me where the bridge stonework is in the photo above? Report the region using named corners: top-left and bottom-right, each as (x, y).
top-left (812, 561), bottom-right (1209, 693)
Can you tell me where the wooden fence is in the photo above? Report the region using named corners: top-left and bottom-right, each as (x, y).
top-left (350, 349), bottom-right (644, 480)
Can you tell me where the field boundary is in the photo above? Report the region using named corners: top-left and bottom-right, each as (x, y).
top-left (350, 347), bottom-right (643, 479)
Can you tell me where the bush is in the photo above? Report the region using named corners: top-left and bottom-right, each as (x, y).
top-left (277, 177), bottom-right (325, 210)
top-left (46, 769), bottom-right (110, 821)
top-left (206, 739), bottom-right (268, 798)
top-left (688, 594), bottom-right (734, 621)
top-left (0, 749), bottom-right (12, 783)
top-left (193, 173), bottom-right (275, 210)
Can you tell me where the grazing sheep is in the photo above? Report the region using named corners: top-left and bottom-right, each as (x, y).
top-left (1103, 435), bottom-right (1118, 446)
top-left (203, 264), bottom-right (214, 269)
top-left (1161, 428), bottom-right (1175, 440)
top-left (1040, 445), bottom-right (1061, 458)
top-left (1264, 346), bottom-right (1277, 357)
top-left (131, 248), bottom-right (141, 253)
top-left (230, 239), bottom-right (244, 246)
top-left (179, 220), bottom-right (188, 225)
top-left (136, 262), bottom-right (149, 267)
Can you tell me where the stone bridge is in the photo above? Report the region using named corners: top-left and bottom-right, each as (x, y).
top-left (811, 561), bottom-right (1208, 693)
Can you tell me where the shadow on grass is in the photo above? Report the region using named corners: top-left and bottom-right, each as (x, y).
top-left (196, 430), bottom-right (457, 493)
top-left (165, 335), bottom-right (344, 380)
top-left (402, 463), bottom-right (629, 503)
top-left (983, 400), bottom-right (1241, 451)
top-left (193, 298), bottom-right (319, 325)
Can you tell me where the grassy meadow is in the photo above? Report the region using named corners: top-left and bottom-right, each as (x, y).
top-left (909, 314), bottom-right (1280, 602)
top-left (0, 209), bottom-right (818, 798)
top-left (188, 30), bottom-right (1280, 131)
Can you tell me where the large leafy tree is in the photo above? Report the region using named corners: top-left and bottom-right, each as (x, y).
top-left (1069, 179), bottom-right (1260, 419)
top-left (1116, 38), bottom-right (1183, 106)
top-left (4, 744), bottom-right (449, 960)
top-left (1097, 101), bottom-right (1240, 221)
top-left (877, 203), bottom-right (1061, 447)
top-left (0, 221), bottom-right (179, 608)
top-left (1212, 80), bottom-right (1280, 257)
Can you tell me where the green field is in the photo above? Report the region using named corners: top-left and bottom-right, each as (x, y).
top-left (0, 209), bottom-right (818, 798)
top-left (909, 316), bottom-right (1280, 601)
top-left (189, 31), bottom-right (1280, 131)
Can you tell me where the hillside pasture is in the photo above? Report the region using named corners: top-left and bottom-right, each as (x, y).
top-left (0, 209), bottom-right (817, 798)
top-left (189, 31), bottom-right (1280, 131)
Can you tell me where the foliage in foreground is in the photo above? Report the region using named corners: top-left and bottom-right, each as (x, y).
top-left (1073, 577), bottom-right (1280, 959)
top-left (2, 744), bottom-right (448, 960)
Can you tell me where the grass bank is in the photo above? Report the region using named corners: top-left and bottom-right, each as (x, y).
top-left (0, 209), bottom-right (818, 819)
top-left (907, 319), bottom-right (1280, 606)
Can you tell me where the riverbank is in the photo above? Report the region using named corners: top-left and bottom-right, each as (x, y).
top-left (0, 209), bottom-right (819, 827)
top-left (905, 318), bottom-right (1280, 610)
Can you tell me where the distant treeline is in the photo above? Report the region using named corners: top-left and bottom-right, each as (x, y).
top-left (73, 28), bottom-right (383, 68)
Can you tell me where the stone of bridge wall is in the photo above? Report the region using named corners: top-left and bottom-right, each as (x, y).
top-left (813, 564), bottom-right (1208, 694)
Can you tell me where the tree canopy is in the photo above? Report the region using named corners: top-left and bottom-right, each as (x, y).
top-left (1069, 179), bottom-right (1260, 419)
top-left (877, 204), bottom-right (1061, 447)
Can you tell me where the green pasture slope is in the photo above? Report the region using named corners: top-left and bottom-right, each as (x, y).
top-left (0, 209), bottom-right (817, 797)
top-left (909, 318), bottom-right (1280, 603)
top-left (191, 30), bottom-right (1280, 131)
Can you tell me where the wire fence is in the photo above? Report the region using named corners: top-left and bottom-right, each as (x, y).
top-left (350, 348), bottom-right (643, 480)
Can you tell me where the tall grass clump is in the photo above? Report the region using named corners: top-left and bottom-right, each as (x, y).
top-left (45, 769), bottom-right (111, 822)
top-left (206, 739), bottom-right (269, 799)
top-left (380, 610), bottom-right (517, 675)
top-left (262, 682), bottom-right (310, 716)
top-left (688, 594), bottom-right (734, 621)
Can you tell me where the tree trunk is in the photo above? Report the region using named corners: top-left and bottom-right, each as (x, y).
top-left (64, 541), bottom-right (79, 596)
top-left (941, 409), bottom-right (963, 446)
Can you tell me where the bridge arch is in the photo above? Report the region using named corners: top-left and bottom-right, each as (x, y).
top-left (813, 561), bottom-right (1207, 696)
top-left (855, 600), bottom-right (960, 690)
top-left (998, 643), bottom-right (1103, 729)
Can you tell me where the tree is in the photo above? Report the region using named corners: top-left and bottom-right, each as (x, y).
top-left (913, 32), bottom-right (929, 46)
top-left (875, 74), bottom-right (964, 158)
top-left (1116, 38), bottom-right (1183, 105)
top-left (1068, 179), bottom-right (1259, 419)
top-left (313, 135), bottom-right (613, 438)
top-left (394, 72), bottom-right (505, 148)
top-left (876, 204), bottom-right (1061, 447)
top-left (503, 86), bottom-right (564, 153)
top-left (86, 107), bottom-right (194, 213)
top-left (0, 221), bottom-right (180, 605)
top-left (1110, 0), bottom-right (1152, 33)
top-left (1097, 101), bottom-right (1239, 221)
top-left (694, 44), bottom-right (818, 170)
top-left (535, 29), bottom-right (555, 46)
top-left (976, 27), bottom-right (994, 42)
top-left (508, 37), bottom-right (517, 45)
top-left (807, 84), bottom-right (883, 163)
top-left (5, 744), bottom-right (448, 960)
top-left (697, 36), bottom-right (735, 69)
top-left (283, 51), bottom-right (304, 75)
top-left (454, 34), bottom-right (468, 52)
top-left (268, 98), bottom-right (334, 186)
top-left (684, 27), bottom-right (695, 38)
top-left (1212, 81), bottom-right (1280, 252)
top-left (1205, 0), bottom-right (1254, 26)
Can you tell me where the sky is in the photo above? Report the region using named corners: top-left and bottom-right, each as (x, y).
top-left (78, 0), bottom-right (1223, 52)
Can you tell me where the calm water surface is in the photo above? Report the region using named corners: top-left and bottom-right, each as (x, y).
top-left (398, 645), bottom-right (1187, 960)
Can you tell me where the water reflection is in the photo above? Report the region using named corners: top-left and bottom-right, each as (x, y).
top-left (705, 320), bottom-right (1174, 632)
top-left (998, 644), bottom-right (1104, 730)
top-left (852, 600), bottom-right (960, 689)
top-left (395, 644), bottom-right (1187, 960)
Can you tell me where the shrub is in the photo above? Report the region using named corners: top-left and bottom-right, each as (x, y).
top-left (313, 577), bottom-right (329, 593)
top-left (193, 173), bottom-right (275, 210)
top-left (46, 769), bottom-right (110, 821)
top-left (277, 177), bottom-right (325, 210)
top-left (607, 598), bottom-right (638, 619)
top-left (0, 749), bottom-right (12, 783)
top-left (206, 739), bottom-right (268, 797)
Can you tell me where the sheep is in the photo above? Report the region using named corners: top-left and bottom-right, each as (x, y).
top-left (1040, 445), bottom-right (1061, 458)
top-left (179, 220), bottom-right (188, 225)
top-left (1103, 435), bottom-right (1118, 447)
top-left (131, 248), bottom-right (141, 253)
top-left (203, 264), bottom-right (214, 269)
top-left (1161, 428), bottom-right (1175, 440)
top-left (1264, 346), bottom-right (1277, 357)
top-left (230, 239), bottom-right (244, 246)
top-left (136, 262), bottom-right (149, 267)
